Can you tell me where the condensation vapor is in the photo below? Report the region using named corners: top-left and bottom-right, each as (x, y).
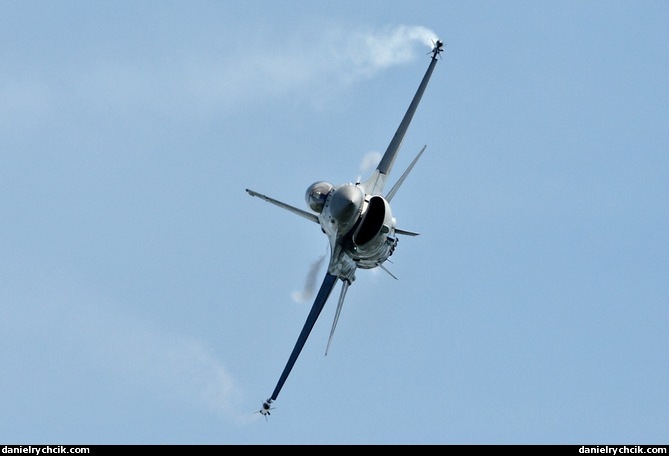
top-left (291, 252), bottom-right (327, 304)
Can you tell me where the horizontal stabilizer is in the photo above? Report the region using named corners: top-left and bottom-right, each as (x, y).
top-left (396, 228), bottom-right (419, 236)
top-left (246, 189), bottom-right (319, 224)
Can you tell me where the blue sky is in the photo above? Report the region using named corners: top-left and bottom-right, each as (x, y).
top-left (1, 0), bottom-right (667, 445)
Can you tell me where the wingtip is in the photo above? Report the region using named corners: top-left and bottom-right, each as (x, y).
top-left (258, 398), bottom-right (274, 417)
top-left (431, 39), bottom-right (445, 59)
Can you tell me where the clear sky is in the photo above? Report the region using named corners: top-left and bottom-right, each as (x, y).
top-left (1, 0), bottom-right (667, 445)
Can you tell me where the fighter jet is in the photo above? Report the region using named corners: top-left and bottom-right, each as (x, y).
top-left (247, 40), bottom-right (444, 416)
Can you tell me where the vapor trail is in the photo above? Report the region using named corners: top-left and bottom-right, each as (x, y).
top-left (291, 252), bottom-right (327, 303)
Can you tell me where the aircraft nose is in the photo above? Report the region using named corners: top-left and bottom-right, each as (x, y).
top-left (328, 184), bottom-right (363, 230)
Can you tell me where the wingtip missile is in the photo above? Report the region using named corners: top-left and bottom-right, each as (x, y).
top-left (259, 398), bottom-right (274, 417)
top-left (431, 39), bottom-right (444, 59)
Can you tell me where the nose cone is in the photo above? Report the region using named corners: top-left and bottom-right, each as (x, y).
top-left (328, 184), bottom-right (364, 231)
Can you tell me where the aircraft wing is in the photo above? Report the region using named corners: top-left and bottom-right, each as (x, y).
top-left (363, 50), bottom-right (441, 196)
top-left (267, 272), bottom-right (339, 402)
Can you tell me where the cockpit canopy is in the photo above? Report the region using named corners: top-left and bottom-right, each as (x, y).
top-left (305, 181), bottom-right (334, 213)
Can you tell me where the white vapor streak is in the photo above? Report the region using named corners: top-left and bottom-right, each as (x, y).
top-left (345, 25), bottom-right (439, 75)
top-left (0, 24), bottom-right (439, 123)
top-left (292, 253), bottom-right (327, 304)
top-left (359, 151), bottom-right (382, 174)
top-left (186, 24), bottom-right (439, 107)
